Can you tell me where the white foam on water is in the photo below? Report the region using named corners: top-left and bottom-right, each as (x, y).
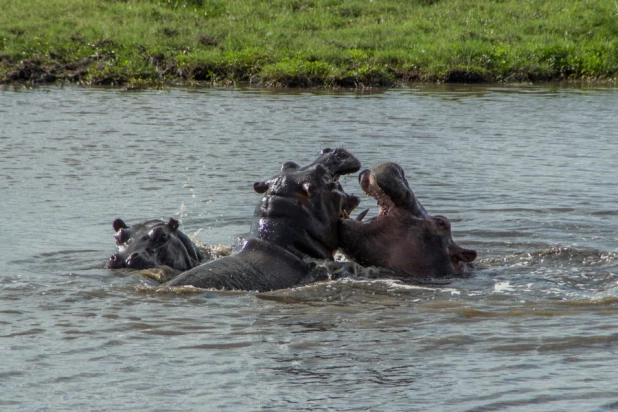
top-left (494, 280), bottom-right (514, 292)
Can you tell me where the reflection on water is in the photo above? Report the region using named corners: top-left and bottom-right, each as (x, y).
top-left (1, 85), bottom-right (617, 410)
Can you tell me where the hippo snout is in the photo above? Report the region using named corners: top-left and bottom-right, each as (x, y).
top-left (107, 218), bottom-right (206, 272)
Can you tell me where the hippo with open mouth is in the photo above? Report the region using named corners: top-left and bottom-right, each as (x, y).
top-left (338, 162), bottom-right (477, 278)
top-left (164, 152), bottom-right (361, 292)
top-left (106, 218), bottom-right (206, 271)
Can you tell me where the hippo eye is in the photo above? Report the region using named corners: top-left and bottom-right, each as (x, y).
top-left (115, 229), bottom-right (130, 245)
top-left (281, 161), bottom-right (300, 172)
top-left (325, 182), bottom-right (337, 191)
top-left (149, 227), bottom-right (168, 242)
top-left (435, 217), bottom-right (449, 229)
top-left (302, 182), bottom-right (317, 198)
top-left (321, 148), bottom-right (333, 154)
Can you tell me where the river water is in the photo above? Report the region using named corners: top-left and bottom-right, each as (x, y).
top-left (1, 84), bottom-right (617, 411)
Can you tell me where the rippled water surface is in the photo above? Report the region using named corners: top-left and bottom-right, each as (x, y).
top-left (1, 85), bottom-right (617, 411)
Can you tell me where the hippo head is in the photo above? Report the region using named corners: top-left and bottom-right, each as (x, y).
top-left (253, 163), bottom-right (360, 260)
top-left (106, 218), bottom-right (204, 271)
top-left (254, 147), bottom-right (362, 194)
top-left (338, 162), bottom-right (477, 277)
top-left (301, 147), bottom-right (362, 178)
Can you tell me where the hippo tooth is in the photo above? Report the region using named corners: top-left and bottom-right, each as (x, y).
top-left (356, 209), bottom-right (369, 221)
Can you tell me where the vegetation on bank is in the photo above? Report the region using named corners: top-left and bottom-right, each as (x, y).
top-left (1, 0), bottom-right (617, 88)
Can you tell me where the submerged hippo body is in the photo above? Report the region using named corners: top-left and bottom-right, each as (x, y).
top-left (164, 238), bottom-right (313, 291)
top-left (166, 154), bottom-right (361, 292)
top-left (339, 162), bottom-right (477, 278)
top-left (106, 218), bottom-right (206, 271)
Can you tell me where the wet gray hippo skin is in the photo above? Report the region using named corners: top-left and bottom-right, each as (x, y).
top-left (338, 162), bottom-right (477, 278)
top-left (251, 147), bottom-right (362, 235)
top-left (165, 161), bottom-right (361, 291)
top-left (254, 147), bottom-right (362, 191)
top-left (299, 147), bottom-right (363, 177)
top-left (106, 218), bottom-right (205, 271)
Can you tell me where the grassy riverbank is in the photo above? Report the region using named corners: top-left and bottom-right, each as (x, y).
top-left (1, 0), bottom-right (617, 88)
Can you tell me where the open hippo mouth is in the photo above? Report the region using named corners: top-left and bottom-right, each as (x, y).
top-left (359, 169), bottom-right (397, 218)
top-left (353, 162), bottom-right (428, 223)
top-left (339, 162), bottom-right (476, 278)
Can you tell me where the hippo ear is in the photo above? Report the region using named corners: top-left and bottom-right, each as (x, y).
top-left (254, 181), bottom-right (270, 194)
top-left (314, 163), bottom-right (328, 175)
top-left (113, 218), bottom-right (127, 232)
top-left (321, 148), bottom-right (333, 154)
top-left (281, 161), bottom-right (300, 172)
top-left (167, 218), bottom-right (179, 232)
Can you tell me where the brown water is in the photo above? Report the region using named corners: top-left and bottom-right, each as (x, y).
top-left (1, 85), bottom-right (617, 411)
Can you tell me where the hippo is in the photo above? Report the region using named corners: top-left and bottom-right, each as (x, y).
top-left (338, 162), bottom-right (477, 278)
top-left (106, 218), bottom-right (206, 271)
top-left (250, 147), bottom-right (362, 234)
top-left (165, 156), bottom-right (361, 291)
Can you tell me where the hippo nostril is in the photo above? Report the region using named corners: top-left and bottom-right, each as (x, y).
top-left (125, 252), bottom-right (153, 269)
top-left (106, 254), bottom-right (126, 269)
top-left (126, 252), bottom-right (143, 268)
top-left (450, 248), bottom-right (478, 273)
top-left (254, 182), bottom-right (265, 193)
top-left (462, 249), bottom-right (478, 263)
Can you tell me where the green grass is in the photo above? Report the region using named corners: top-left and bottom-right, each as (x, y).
top-left (1, 0), bottom-right (617, 87)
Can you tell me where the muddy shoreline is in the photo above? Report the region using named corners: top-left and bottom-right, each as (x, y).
top-left (3, 56), bottom-right (616, 89)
